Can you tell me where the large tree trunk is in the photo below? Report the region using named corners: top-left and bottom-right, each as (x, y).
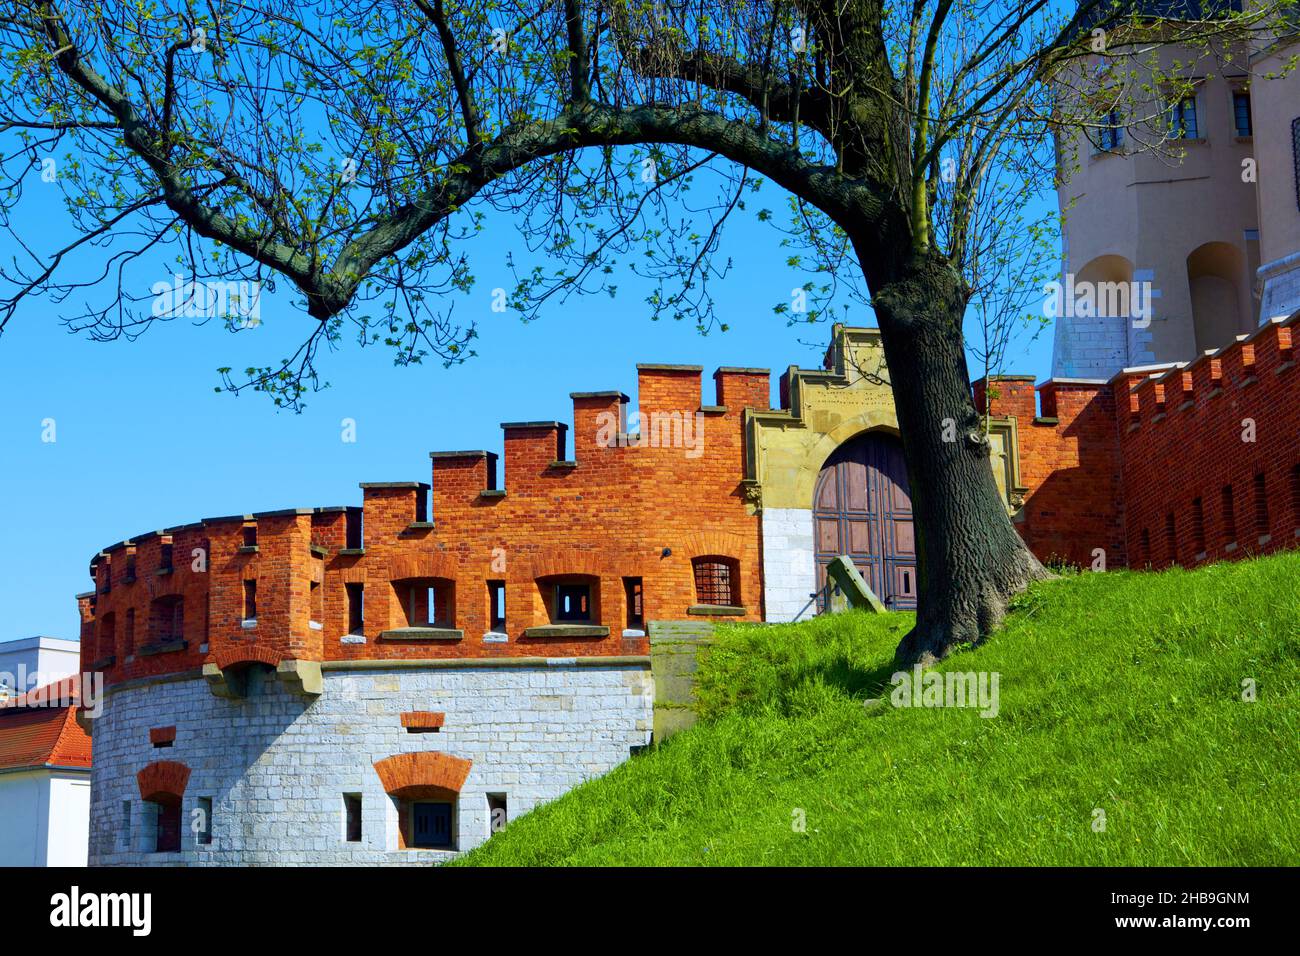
top-left (869, 253), bottom-right (1050, 666)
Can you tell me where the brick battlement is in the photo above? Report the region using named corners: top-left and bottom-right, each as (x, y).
top-left (80, 363), bottom-right (774, 692)
top-left (977, 313), bottom-right (1300, 571)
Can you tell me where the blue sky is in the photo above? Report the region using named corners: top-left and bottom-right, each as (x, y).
top-left (0, 176), bottom-right (1056, 641)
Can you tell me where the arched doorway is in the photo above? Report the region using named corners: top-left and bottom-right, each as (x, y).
top-left (813, 431), bottom-right (916, 611)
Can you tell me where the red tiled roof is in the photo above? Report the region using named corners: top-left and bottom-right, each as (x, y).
top-left (0, 681), bottom-right (92, 771)
top-left (0, 675), bottom-right (81, 709)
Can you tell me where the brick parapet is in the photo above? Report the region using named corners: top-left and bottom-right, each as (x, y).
top-left (81, 362), bottom-right (774, 691)
top-left (975, 314), bottom-right (1300, 571)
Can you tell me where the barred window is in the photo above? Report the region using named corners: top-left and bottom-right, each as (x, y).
top-left (693, 556), bottom-right (739, 607)
top-left (554, 583), bottom-right (591, 622)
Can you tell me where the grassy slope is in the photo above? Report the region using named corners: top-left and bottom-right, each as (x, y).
top-left (458, 552), bottom-right (1300, 866)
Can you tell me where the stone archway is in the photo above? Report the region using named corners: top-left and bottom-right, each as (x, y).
top-left (812, 431), bottom-right (917, 611)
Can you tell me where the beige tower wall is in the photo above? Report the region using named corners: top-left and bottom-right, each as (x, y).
top-left (1054, 42), bottom-right (1260, 378)
top-left (1250, 34), bottom-right (1300, 321)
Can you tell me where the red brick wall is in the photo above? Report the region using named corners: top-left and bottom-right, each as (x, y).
top-left (81, 364), bottom-right (772, 690)
top-left (81, 316), bottom-right (1300, 691)
top-left (977, 315), bottom-right (1300, 572)
top-left (1116, 319), bottom-right (1300, 569)
top-left (975, 376), bottom-right (1125, 568)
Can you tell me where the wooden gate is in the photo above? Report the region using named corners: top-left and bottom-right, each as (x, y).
top-left (813, 431), bottom-right (917, 611)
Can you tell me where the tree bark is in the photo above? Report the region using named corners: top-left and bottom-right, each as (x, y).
top-left (867, 253), bottom-right (1050, 666)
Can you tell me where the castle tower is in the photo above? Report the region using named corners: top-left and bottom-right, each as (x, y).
top-left (1051, 0), bottom-right (1277, 379)
top-left (1248, 24), bottom-right (1300, 324)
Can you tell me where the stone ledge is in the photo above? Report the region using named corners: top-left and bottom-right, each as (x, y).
top-left (380, 627), bottom-right (465, 642)
top-left (686, 605), bottom-right (747, 617)
top-left (319, 655), bottom-right (650, 671)
top-left (138, 639), bottom-right (188, 657)
top-left (522, 624), bottom-right (610, 639)
top-left (100, 655), bottom-right (652, 696)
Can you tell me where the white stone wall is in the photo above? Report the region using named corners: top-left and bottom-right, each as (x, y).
top-left (88, 662), bottom-right (652, 866)
top-left (1051, 312), bottom-right (1131, 380)
top-left (1259, 253), bottom-right (1300, 324)
top-left (762, 508), bottom-right (817, 622)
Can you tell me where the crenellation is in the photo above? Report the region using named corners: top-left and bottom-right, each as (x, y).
top-left (78, 321), bottom-right (1300, 865)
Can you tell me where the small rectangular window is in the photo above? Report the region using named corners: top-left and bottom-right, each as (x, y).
top-left (410, 801), bottom-right (454, 849)
top-left (624, 577), bottom-right (644, 629)
top-left (346, 583), bottom-right (364, 634)
top-left (1293, 117), bottom-right (1300, 214)
top-left (98, 613), bottom-right (116, 661)
top-left (1171, 95), bottom-right (1199, 139)
top-left (555, 583), bottom-right (591, 622)
top-left (1222, 484), bottom-right (1237, 544)
top-left (415, 487), bottom-right (430, 523)
top-left (122, 800), bottom-right (132, 851)
top-left (1254, 471), bottom-right (1270, 537)
top-left (487, 793), bottom-right (508, 835)
top-left (345, 508), bottom-right (363, 550)
top-left (1098, 110), bottom-right (1124, 151)
top-left (243, 579), bottom-right (257, 620)
top-left (160, 539), bottom-right (174, 572)
top-left (154, 801), bottom-right (181, 853)
top-left (1291, 463), bottom-right (1300, 529)
top-left (1233, 91), bottom-right (1252, 137)
top-left (310, 580), bottom-right (324, 626)
top-left (151, 595), bottom-right (185, 643)
top-left (242, 524), bottom-right (258, 549)
top-left (1165, 512), bottom-right (1177, 565)
top-left (693, 557), bottom-right (739, 606)
top-left (1191, 498), bottom-right (1206, 555)
top-left (344, 794), bottom-right (362, 843)
top-left (487, 581), bottom-right (506, 633)
top-left (196, 796), bottom-right (212, 845)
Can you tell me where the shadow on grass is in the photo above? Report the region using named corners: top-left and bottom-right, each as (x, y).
top-left (809, 657), bottom-right (901, 700)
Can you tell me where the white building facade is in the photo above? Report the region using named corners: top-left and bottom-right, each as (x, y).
top-left (0, 636), bottom-right (91, 867)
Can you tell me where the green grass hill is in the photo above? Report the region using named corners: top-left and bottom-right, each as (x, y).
top-left (459, 551), bottom-right (1300, 866)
